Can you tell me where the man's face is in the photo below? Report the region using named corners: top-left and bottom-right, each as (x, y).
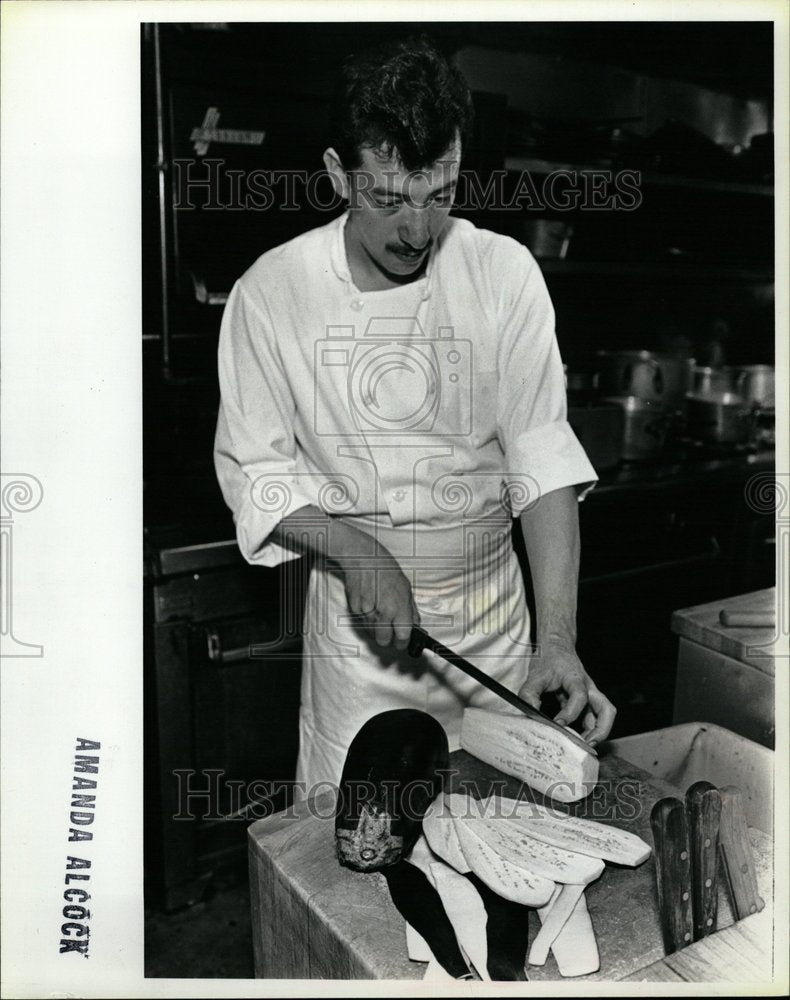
top-left (344, 136), bottom-right (461, 280)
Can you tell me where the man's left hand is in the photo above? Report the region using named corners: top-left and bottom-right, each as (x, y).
top-left (518, 641), bottom-right (617, 746)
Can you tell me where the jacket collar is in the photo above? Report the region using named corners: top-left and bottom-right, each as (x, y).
top-left (330, 210), bottom-right (438, 299)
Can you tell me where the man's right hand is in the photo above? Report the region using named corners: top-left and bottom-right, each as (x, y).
top-left (339, 545), bottom-right (420, 650)
top-left (271, 506), bottom-right (419, 651)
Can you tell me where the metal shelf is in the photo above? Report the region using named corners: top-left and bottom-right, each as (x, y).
top-left (536, 259), bottom-right (774, 282)
top-left (505, 156), bottom-right (774, 198)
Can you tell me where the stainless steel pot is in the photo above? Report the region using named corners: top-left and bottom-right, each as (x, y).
top-left (602, 395), bottom-right (670, 461)
top-left (725, 365), bottom-right (774, 410)
top-left (597, 350), bottom-right (695, 409)
top-left (686, 392), bottom-right (757, 445)
top-left (568, 401), bottom-right (625, 471)
top-left (693, 366), bottom-right (732, 397)
top-left (517, 219), bottom-right (573, 259)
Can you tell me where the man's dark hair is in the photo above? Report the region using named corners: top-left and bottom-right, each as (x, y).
top-left (329, 35), bottom-right (474, 172)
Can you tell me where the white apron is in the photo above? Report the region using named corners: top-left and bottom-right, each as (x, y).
top-left (295, 511), bottom-right (532, 792)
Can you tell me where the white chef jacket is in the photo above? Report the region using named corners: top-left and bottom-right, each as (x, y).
top-left (214, 211), bottom-right (597, 790)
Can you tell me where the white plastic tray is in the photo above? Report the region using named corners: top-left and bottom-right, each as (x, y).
top-left (604, 722), bottom-right (774, 833)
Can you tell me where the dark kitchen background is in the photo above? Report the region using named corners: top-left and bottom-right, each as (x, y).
top-left (141, 21), bottom-right (776, 972)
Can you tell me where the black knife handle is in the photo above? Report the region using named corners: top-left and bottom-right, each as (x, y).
top-left (408, 628), bottom-right (427, 659)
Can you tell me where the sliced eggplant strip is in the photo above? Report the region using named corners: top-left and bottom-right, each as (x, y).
top-left (456, 792), bottom-right (651, 867)
top-left (429, 861), bottom-right (490, 981)
top-left (461, 708), bottom-right (598, 803)
top-left (406, 831), bottom-right (440, 877)
top-left (384, 859), bottom-right (471, 979)
top-left (513, 812), bottom-right (651, 867)
top-left (486, 795), bottom-right (570, 821)
top-left (423, 958), bottom-right (458, 981)
top-left (528, 882), bottom-right (585, 966)
top-left (407, 835), bottom-right (489, 981)
top-left (443, 791), bottom-right (494, 820)
top-left (422, 797), bottom-right (471, 873)
top-left (453, 816), bottom-right (555, 906)
top-left (457, 814), bottom-right (605, 885)
top-left (465, 872), bottom-right (530, 981)
top-left (405, 922), bottom-right (433, 964)
top-left (538, 888), bottom-right (600, 976)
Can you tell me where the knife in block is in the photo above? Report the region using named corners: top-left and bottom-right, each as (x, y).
top-left (685, 780), bottom-right (722, 940)
top-left (650, 797), bottom-right (694, 954)
top-left (718, 785), bottom-right (765, 921)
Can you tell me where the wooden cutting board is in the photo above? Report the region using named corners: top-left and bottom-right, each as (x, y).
top-left (671, 588), bottom-right (777, 673)
top-left (248, 748), bottom-right (773, 981)
top-left (624, 905), bottom-right (773, 982)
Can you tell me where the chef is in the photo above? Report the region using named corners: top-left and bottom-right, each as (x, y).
top-left (214, 36), bottom-right (616, 792)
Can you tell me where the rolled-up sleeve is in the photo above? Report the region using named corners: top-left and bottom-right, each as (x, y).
top-left (214, 281), bottom-right (315, 566)
top-left (495, 245), bottom-right (597, 513)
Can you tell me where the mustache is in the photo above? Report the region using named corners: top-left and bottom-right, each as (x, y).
top-left (389, 240), bottom-right (433, 254)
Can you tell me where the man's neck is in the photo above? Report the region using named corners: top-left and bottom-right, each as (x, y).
top-left (343, 220), bottom-right (427, 292)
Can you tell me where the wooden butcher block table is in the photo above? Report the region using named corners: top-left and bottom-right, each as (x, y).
top-left (248, 747), bottom-right (774, 982)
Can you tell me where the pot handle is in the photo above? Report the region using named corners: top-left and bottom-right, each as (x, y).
top-left (733, 369), bottom-right (754, 403)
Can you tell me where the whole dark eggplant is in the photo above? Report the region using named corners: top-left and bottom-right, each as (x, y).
top-left (335, 709), bottom-right (449, 872)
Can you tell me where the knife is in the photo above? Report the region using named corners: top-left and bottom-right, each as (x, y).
top-left (650, 797), bottom-right (694, 955)
top-left (685, 780), bottom-right (722, 940)
top-left (718, 785), bottom-right (765, 921)
top-left (408, 626), bottom-right (597, 758)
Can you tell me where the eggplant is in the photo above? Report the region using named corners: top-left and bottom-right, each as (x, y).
top-left (384, 860), bottom-right (471, 979)
top-left (335, 709), bottom-right (449, 872)
top-left (465, 872), bottom-right (531, 981)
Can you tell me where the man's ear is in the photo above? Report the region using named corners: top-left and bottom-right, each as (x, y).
top-left (323, 147), bottom-right (350, 201)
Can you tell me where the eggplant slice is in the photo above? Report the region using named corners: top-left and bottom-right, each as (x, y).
top-left (465, 872), bottom-right (530, 980)
top-left (384, 860), bottom-right (472, 979)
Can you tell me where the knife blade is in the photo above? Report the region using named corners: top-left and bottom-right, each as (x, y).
top-left (408, 626), bottom-right (597, 757)
top-left (685, 780), bottom-right (722, 940)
